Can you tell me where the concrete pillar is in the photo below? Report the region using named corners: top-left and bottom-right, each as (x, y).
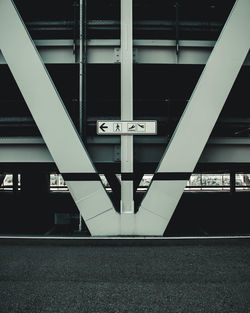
top-left (230, 172), bottom-right (236, 193)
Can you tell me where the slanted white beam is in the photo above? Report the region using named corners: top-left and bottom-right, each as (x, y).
top-left (0, 0), bottom-right (119, 235)
top-left (1, 0), bottom-right (249, 236)
top-left (136, 0), bottom-right (250, 235)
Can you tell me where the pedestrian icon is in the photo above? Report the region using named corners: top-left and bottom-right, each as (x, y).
top-left (97, 120), bottom-right (157, 135)
top-left (113, 123), bottom-right (122, 132)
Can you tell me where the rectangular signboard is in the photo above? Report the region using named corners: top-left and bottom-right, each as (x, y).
top-left (97, 120), bottom-right (157, 135)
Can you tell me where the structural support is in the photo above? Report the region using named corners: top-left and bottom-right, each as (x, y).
top-left (0, 0), bottom-right (119, 236)
top-left (79, 0), bottom-right (83, 137)
top-left (120, 0), bottom-right (134, 214)
top-left (83, 0), bottom-right (88, 142)
top-left (175, 1), bottom-right (180, 62)
top-left (1, 0), bottom-right (249, 236)
top-left (136, 0), bottom-right (250, 235)
top-left (78, 0), bottom-right (83, 232)
top-left (1, 39), bottom-right (250, 65)
top-left (230, 172), bottom-right (236, 193)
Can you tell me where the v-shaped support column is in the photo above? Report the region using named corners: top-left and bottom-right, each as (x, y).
top-left (0, 0), bottom-right (119, 235)
top-left (136, 0), bottom-right (250, 235)
top-left (1, 0), bottom-right (249, 236)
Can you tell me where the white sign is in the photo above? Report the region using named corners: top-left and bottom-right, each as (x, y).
top-left (97, 120), bottom-right (157, 135)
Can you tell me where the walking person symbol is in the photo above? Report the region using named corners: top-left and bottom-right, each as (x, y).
top-left (115, 123), bottom-right (121, 131)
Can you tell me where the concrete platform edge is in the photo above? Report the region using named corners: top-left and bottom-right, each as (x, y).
top-left (0, 235), bottom-right (250, 246)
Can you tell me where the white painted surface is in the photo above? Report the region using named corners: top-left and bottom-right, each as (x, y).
top-left (97, 120), bottom-right (157, 135)
top-left (136, 0), bottom-right (250, 235)
top-left (0, 0), bottom-right (249, 236)
top-left (0, 0), bottom-right (119, 235)
top-left (120, 0), bottom-right (134, 214)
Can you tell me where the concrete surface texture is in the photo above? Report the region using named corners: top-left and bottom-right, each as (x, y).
top-left (0, 240), bottom-right (250, 313)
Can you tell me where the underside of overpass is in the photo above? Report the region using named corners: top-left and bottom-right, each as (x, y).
top-left (0, 0), bottom-right (250, 236)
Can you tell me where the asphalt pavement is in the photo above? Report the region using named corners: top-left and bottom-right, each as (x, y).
top-left (0, 239), bottom-right (249, 313)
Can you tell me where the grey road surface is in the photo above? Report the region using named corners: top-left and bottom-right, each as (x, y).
top-left (0, 239), bottom-right (249, 313)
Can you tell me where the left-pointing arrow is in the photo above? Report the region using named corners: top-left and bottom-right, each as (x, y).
top-left (100, 122), bottom-right (108, 132)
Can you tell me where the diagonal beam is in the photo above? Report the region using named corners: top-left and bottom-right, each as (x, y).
top-left (136, 0), bottom-right (250, 235)
top-left (0, 0), bottom-right (119, 235)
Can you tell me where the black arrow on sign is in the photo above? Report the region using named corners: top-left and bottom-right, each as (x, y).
top-left (100, 122), bottom-right (108, 132)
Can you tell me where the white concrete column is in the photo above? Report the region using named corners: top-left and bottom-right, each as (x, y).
top-left (136, 0), bottom-right (250, 235)
top-left (121, 0), bottom-right (134, 214)
top-left (0, 0), bottom-right (119, 236)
